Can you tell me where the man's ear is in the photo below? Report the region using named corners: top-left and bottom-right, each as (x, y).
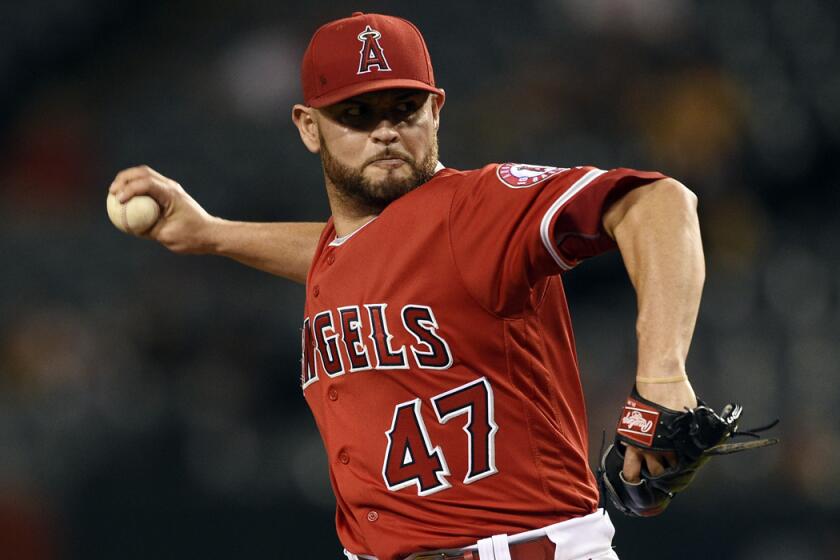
top-left (431, 90), bottom-right (445, 130)
top-left (292, 104), bottom-right (321, 154)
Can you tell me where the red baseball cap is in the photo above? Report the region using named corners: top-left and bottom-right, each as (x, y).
top-left (301, 12), bottom-right (445, 108)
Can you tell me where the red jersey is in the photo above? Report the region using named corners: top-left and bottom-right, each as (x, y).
top-left (300, 163), bottom-right (665, 560)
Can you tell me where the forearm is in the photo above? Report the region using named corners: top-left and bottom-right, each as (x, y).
top-left (207, 219), bottom-right (325, 284)
top-left (607, 179), bottom-right (704, 405)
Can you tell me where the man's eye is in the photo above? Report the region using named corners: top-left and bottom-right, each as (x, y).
top-left (396, 102), bottom-right (415, 113)
top-left (344, 106), bottom-right (362, 117)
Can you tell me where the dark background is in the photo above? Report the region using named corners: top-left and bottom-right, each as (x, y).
top-left (1, 0), bottom-right (838, 558)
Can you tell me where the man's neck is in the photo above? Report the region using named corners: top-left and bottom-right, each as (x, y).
top-left (324, 180), bottom-right (379, 238)
top-left (333, 212), bottom-right (380, 239)
top-left (327, 161), bottom-right (445, 237)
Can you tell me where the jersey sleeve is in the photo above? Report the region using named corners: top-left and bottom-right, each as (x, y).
top-left (449, 164), bottom-right (667, 316)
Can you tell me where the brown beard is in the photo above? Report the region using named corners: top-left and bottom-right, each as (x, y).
top-left (319, 133), bottom-right (439, 213)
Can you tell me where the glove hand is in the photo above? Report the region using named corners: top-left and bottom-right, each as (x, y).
top-left (621, 379), bottom-right (695, 483)
top-left (599, 383), bottom-right (778, 517)
top-left (621, 447), bottom-right (674, 483)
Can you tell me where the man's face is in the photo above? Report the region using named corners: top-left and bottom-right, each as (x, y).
top-left (314, 90), bottom-right (441, 212)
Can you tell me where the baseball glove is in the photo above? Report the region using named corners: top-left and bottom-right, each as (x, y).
top-left (597, 385), bottom-right (778, 517)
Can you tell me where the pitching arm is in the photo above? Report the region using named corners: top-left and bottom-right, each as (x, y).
top-left (109, 165), bottom-right (324, 284)
top-left (208, 220), bottom-right (324, 284)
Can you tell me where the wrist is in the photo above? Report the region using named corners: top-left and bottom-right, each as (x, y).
top-left (634, 378), bottom-right (697, 411)
top-left (201, 215), bottom-right (228, 255)
top-left (635, 373), bottom-right (688, 384)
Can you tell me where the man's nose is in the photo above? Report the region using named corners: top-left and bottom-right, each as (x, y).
top-left (370, 119), bottom-right (399, 145)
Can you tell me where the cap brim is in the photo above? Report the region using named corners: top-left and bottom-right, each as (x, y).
top-left (308, 79), bottom-right (445, 108)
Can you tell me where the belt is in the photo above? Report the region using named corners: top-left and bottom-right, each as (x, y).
top-left (413, 534), bottom-right (556, 560)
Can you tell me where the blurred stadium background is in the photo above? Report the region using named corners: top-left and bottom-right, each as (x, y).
top-left (1, 0), bottom-right (838, 558)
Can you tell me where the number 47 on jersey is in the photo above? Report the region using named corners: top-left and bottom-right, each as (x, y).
top-left (382, 377), bottom-right (499, 496)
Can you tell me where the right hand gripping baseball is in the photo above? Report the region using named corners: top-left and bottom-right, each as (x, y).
top-left (109, 165), bottom-right (219, 254)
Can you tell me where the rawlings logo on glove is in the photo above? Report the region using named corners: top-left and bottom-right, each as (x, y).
top-left (617, 400), bottom-right (659, 446)
top-left (598, 385), bottom-right (779, 517)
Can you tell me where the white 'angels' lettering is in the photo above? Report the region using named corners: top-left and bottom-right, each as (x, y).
top-left (312, 310), bottom-right (345, 377)
top-left (301, 303), bottom-right (453, 387)
top-left (402, 305), bottom-right (454, 370)
top-left (366, 303), bottom-right (410, 370)
top-left (337, 305), bottom-right (371, 372)
top-left (300, 317), bottom-right (318, 389)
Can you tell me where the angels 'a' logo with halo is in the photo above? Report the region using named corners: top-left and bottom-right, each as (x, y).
top-left (357, 25), bottom-right (391, 74)
top-left (496, 163), bottom-right (569, 188)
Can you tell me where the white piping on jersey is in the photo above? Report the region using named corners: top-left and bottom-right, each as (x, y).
top-left (329, 216), bottom-right (379, 247)
top-left (539, 168), bottom-right (607, 271)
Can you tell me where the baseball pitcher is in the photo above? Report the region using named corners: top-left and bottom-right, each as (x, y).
top-left (109, 12), bottom-right (776, 560)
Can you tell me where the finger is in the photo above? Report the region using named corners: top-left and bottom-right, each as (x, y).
top-left (643, 452), bottom-right (667, 477)
top-left (112, 165), bottom-right (151, 186)
top-left (662, 451), bottom-right (677, 468)
top-left (110, 167), bottom-right (148, 195)
top-left (622, 446), bottom-right (643, 483)
top-left (110, 165), bottom-right (165, 194)
top-left (115, 177), bottom-right (171, 209)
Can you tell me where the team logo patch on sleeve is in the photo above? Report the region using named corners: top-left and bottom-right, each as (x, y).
top-left (616, 398), bottom-right (660, 447)
top-left (496, 163), bottom-right (569, 188)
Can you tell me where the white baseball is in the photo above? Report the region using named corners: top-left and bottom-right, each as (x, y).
top-left (106, 193), bottom-right (161, 235)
